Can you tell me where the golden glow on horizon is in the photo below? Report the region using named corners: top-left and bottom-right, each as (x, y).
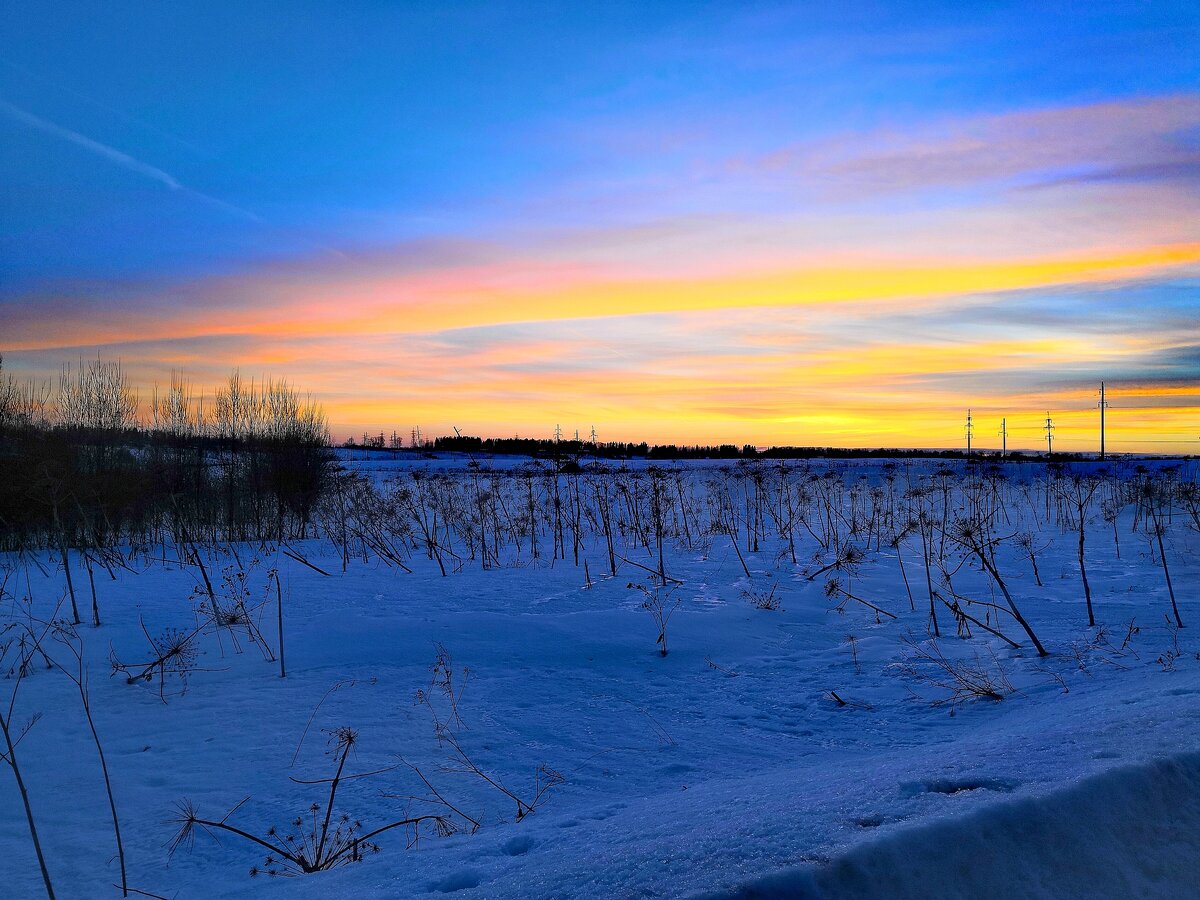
top-left (324, 398), bottom-right (1198, 452)
top-left (8, 241), bottom-right (1200, 351)
top-left (316, 337), bottom-right (1197, 452)
top-left (6, 239), bottom-right (1197, 452)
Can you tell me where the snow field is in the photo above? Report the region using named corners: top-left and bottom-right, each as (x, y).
top-left (1, 457), bottom-right (1198, 898)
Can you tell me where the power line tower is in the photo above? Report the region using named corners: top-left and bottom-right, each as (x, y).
top-left (998, 417), bottom-right (1007, 460)
top-left (1044, 412), bottom-right (1054, 459)
top-left (965, 409), bottom-right (973, 458)
top-left (1098, 381), bottom-right (1109, 460)
top-left (574, 428), bottom-right (579, 441)
top-left (590, 425), bottom-right (597, 445)
top-left (554, 424), bottom-right (562, 442)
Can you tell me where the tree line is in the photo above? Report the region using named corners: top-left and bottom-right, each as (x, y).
top-left (385, 434), bottom-right (1101, 462)
top-left (0, 356), bottom-right (332, 551)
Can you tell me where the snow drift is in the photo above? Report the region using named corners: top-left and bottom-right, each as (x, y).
top-left (717, 751), bottom-right (1200, 900)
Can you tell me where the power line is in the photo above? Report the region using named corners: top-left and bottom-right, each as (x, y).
top-left (1098, 381), bottom-right (1109, 460)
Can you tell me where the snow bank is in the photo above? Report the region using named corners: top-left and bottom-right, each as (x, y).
top-left (716, 751), bottom-right (1200, 900)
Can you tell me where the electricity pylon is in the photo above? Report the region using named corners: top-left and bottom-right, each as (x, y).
top-left (1098, 381), bottom-right (1109, 460)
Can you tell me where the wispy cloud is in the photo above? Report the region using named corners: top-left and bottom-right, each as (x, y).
top-left (0, 58), bottom-right (210, 155)
top-left (0, 98), bottom-right (258, 221)
top-left (744, 94), bottom-right (1200, 198)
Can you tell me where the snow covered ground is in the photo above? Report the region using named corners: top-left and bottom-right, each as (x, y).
top-left (2, 456), bottom-right (1198, 898)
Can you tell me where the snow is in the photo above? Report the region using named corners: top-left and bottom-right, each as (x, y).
top-left (717, 751), bottom-right (1200, 899)
top-left (2, 456), bottom-right (1198, 898)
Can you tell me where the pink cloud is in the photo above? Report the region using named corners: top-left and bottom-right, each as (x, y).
top-left (745, 94), bottom-right (1200, 196)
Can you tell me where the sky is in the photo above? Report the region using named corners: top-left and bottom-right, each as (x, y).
top-left (2, 1), bottom-right (1199, 451)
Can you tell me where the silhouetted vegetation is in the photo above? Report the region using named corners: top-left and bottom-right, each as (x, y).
top-left (0, 356), bottom-right (332, 552)
top-left (396, 434), bottom-right (1112, 462)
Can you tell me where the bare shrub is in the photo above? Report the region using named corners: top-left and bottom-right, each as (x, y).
top-left (414, 642), bottom-right (468, 734)
top-left (170, 727), bottom-right (451, 877)
top-left (844, 634), bottom-right (863, 674)
top-left (1158, 616), bottom-right (1184, 672)
top-left (415, 646), bottom-right (565, 822)
top-left (195, 559), bottom-right (276, 661)
top-left (950, 516), bottom-right (1047, 657)
top-left (110, 622), bottom-right (203, 701)
top-left (435, 731), bottom-right (564, 823)
top-left (742, 582), bottom-right (781, 611)
top-left (894, 635), bottom-right (1015, 705)
top-left (630, 582), bottom-right (683, 656)
top-left (824, 577), bottom-right (896, 622)
top-left (805, 543), bottom-right (865, 583)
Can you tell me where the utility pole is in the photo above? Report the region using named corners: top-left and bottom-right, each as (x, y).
top-left (965, 409), bottom-right (973, 458)
top-left (1044, 412), bottom-right (1054, 459)
top-left (1098, 381), bottom-right (1109, 461)
top-left (999, 418), bottom-right (1007, 460)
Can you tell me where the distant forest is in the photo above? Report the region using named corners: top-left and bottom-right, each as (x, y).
top-left (351, 433), bottom-right (1103, 463)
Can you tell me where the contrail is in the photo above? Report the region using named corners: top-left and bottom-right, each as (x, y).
top-left (0, 97), bottom-right (259, 221)
top-left (0, 58), bottom-right (210, 155)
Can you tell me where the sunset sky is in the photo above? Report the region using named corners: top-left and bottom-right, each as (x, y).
top-left (2, 2), bottom-right (1199, 450)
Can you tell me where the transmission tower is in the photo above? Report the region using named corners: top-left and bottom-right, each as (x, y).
top-left (590, 425), bottom-right (597, 444)
top-left (1044, 412), bottom-right (1054, 458)
top-left (1098, 381), bottom-right (1109, 460)
top-left (999, 417), bottom-right (1007, 460)
top-left (554, 423), bottom-right (562, 442)
top-left (965, 409), bottom-right (973, 458)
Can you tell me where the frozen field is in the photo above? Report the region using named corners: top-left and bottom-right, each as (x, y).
top-left (2, 455), bottom-right (1199, 898)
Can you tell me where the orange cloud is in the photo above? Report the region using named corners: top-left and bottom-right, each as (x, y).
top-left (9, 241), bottom-right (1200, 352)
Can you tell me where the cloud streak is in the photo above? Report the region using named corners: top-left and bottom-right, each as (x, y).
top-left (5, 240), bottom-right (1199, 352)
top-left (0, 98), bottom-right (258, 221)
top-left (745, 94), bottom-right (1200, 198)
